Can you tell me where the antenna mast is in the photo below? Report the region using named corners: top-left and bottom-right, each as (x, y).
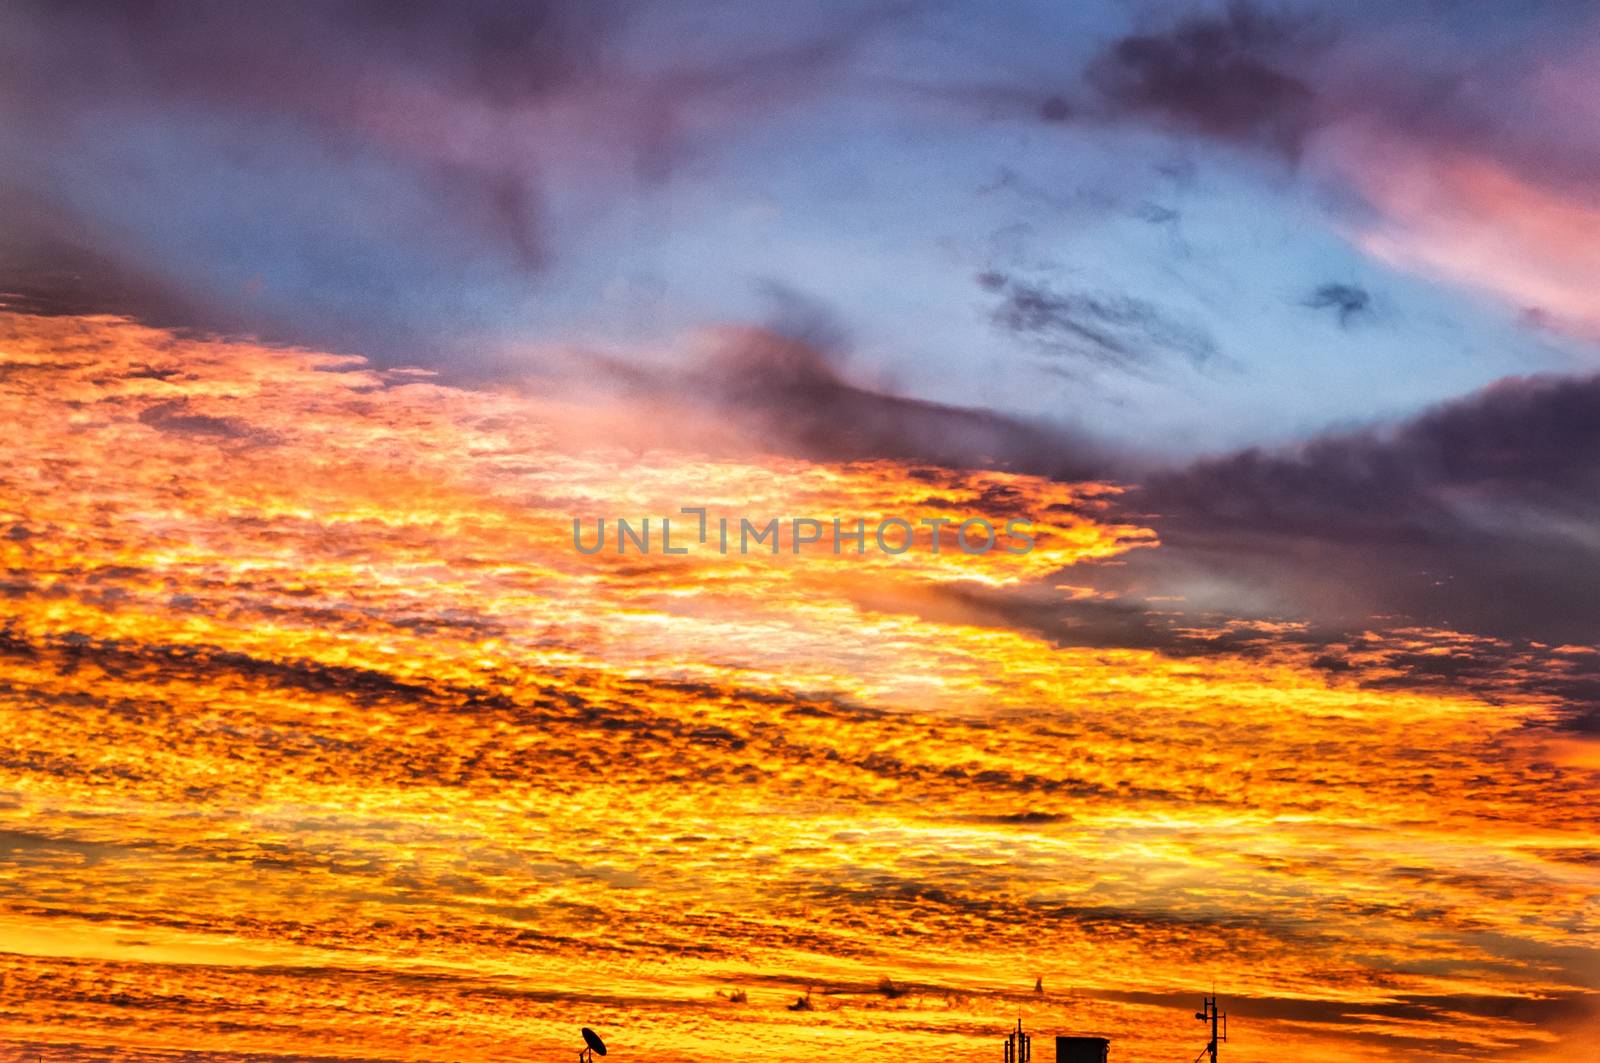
top-left (1004, 1016), bottom-right (1031, 1063)
top-left (1193, 994), bottom-right (1226, 1063)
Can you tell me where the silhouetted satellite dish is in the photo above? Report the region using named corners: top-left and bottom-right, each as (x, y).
top-left (583, 1028), bottom-right (607, 1057)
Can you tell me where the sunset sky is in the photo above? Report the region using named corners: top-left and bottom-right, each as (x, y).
top-left (1, 2), bottom-right (1597, 1062)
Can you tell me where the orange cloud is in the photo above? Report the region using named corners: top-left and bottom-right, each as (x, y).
top-left (0, 312), bottom-right (1595, 1063)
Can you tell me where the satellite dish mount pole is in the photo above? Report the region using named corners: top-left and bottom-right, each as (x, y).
top-left (579, 1027), bottom-right (609, 1063)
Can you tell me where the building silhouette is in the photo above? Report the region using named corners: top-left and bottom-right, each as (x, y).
top-left (1054, 1037), bottom-right (1109, 1063)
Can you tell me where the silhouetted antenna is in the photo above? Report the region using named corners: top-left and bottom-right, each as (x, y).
top-left (1003, 1016), bottom-right (1031, 1063)
top-left (1193, 994), bottom-right (1226, 1063)
top-left (578, 1027), bottom-right (608, 1063)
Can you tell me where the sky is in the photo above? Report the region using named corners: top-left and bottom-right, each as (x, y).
top-left (0, 2), bottom-right (1597, 1062)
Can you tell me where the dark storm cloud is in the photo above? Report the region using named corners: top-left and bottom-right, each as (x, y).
top-left (0, 0), bottom-right (609, 276)
top-left (1074, 0), bottom-right (1600, 215)
top-left (572, 286), bottom-right (1113, 478)
top-left (1087, 1), bottom-right (1318, 156)
top-left (1136, 371), bottom-right (1600, 620)
top-left (0, 185), bottom-right (209, 326)
top-left (704, 322), bottom-right (1107, 477)
top-left (0, 0), bottom-right (911, 362)
top-left (1100, 370), bottom-right (1600, 721)
top-left (0, 0), bottom-right (613, 356)
top-left (978, 271), bottom-right (1218, 378)
top-left (5, 0), bottom-right (610, 111)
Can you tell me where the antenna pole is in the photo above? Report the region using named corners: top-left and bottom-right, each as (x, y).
top-left (1196, 993), bottom-right (1226, 1063)
top-left (1004, 1016), bottom-right (1029, 1063)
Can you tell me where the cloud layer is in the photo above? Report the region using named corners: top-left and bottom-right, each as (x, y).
top-left (1, 313), bottom-right (1595, 1062)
